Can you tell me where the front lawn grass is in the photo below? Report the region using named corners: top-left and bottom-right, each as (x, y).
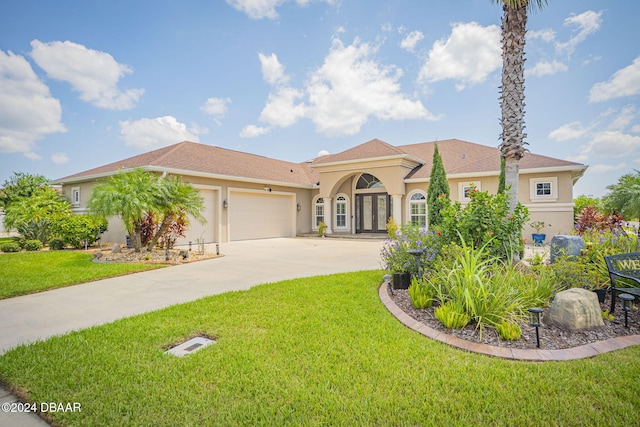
top-left (1, 271), bottom-right (639, 426)
top-left (0, 251), bottom-right (165, 299)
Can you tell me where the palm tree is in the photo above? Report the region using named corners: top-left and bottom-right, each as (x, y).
top-left (146, 175), bottom-right (206, 251)
top-left (87, 169), bottom-right (157, 251)
top-left (493, 0), bottom-right (548, 212)
top-left (604, 170), bottom-right (640, 222)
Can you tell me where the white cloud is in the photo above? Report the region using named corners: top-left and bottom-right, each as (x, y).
top-left (201, 97), bottom-right (231, 116)
top-left (240, 124), bottom-right (271, 138)
top-left (548, 121), bottom-right (588, 141)
top-left (589, 163), bottom-right (627, 173)
top-left (528, 29), bottom-right (556, 42)
top-left (526, 60), bottom-right (568, 77)
top-left (306, 37), bottom-right (436, 136)
top-left (418, 22), bottom-right (501, 90)
top-left (51, 152), bottom-right (69, 164)
top-left (400, 30), bottom-right (424, 53)
top-left (259, 86), bottom-right (306, 127)
top-left (0, 49), bottom-right (66, 157)
top-left (119, 116), bottom-right (200, 150)
top-left (589, 56), bottom-right (640, 103)
top-left (607, 105), bottom-right (637, 131)
top-left (583, 131), bottom-right (640, 158)
top-left (225, 0), bottom-right (335, 20)
top-left (317, 149), bottom-right (330, 157)
top-left (259, 53), bottom-right (289, 86)
top-left (201, 97), bottom-right (231, 125)
top-left (244, 37), bottom-right (436, 138)
top-left (556, 10), bottom-right (602, 55)
top-left (30, 40), bottom-right (144, 110)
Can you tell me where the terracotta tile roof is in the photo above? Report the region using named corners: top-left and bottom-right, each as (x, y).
top-left (55, 141), bottom-right (319, 186)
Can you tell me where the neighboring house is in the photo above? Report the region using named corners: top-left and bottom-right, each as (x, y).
top-left (51, 138), bottom-right (587, 244)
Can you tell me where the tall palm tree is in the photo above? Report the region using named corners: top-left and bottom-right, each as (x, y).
top-left (494, 0), bottom-right (548, 212)
top-left (88, 168), bottom-right (157, 251)
top-left (146, 175), bottom-right (206, 251)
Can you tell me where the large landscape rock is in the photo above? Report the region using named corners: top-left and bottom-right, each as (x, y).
top-left (545, 288), bottom-right (604, 330)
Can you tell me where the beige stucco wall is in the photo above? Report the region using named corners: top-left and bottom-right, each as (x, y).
top-left (63, 173), bottom-right (315, 244)
top-left (60, 162), bottom-right (580, 244)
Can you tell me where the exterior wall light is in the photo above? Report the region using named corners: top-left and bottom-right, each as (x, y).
top-left (297, 203), bottom-right (302, 211)
top-left (223, 200), bottom-right (228, 209)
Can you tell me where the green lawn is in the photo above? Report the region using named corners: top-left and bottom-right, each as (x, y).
top-left (0, 251), bottom-right (165, 299)
top-left (1, 271), bottom-right (639, 426)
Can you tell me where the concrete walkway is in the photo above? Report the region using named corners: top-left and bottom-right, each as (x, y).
top-left (0, 237), bottom-right (383, 426)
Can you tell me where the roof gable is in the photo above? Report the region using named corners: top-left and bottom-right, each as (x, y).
top-left (312, 138), bottom-right (411, 165)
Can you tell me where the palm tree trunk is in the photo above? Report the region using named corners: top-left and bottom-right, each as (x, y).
top-left (147, 215), bottom-right (173, 251)
top-left (499, 2), bottom-right (528, 213)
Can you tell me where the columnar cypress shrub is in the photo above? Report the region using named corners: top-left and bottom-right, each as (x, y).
top-left (498, 156), bottom-right (506, 194)
top-left (427, 143), bottom-right (450, 228)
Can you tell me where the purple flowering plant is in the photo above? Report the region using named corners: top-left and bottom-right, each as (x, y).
top-left (380, 223), bottom-right (443, 276)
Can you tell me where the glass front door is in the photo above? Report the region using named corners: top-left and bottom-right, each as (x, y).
top-left (356, 193), bottom-right (389, 233)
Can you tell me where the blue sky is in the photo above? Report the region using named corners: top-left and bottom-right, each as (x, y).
top-left (1, 0), bottom-right (639, 197)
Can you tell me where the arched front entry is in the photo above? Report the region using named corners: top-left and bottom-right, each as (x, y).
top-left (354, 173), bottom-right (390, 233)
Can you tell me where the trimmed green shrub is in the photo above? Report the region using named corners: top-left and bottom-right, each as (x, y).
top-left (48, 238), bottom-right (65, 250)
top-left (50, 214), bottom-right (108, 249)
top-left (496, 321), bottom-right (522, 341)
top-left (1, 242), bottom-right (21, 253)
top-left (435, 302), bottom-right (470, 329)
top-left (408, 277), bottom-right (435, 309)
top-left (24, 239), bottom-right (43, 251)
top-left (439, 186), bottom-right (528, 261)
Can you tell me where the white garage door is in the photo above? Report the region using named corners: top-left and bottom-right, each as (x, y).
top-left (229, 192), bottom-right (293, 241)
top-left (177, 189), bottom-right (216, 245)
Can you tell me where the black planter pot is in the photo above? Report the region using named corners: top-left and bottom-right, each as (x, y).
top-left (392, 272), bottom-right (411, 290)
top-left (593, 288), bottom-right (607, 304)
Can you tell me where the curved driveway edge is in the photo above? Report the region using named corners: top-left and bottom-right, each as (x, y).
top-left (379, 282), bottom-right (640, 361)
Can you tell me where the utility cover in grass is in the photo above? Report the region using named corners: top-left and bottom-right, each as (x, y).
top-left (165, 336), bottom-right (216, 357)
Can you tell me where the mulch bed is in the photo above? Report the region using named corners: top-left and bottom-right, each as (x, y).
top-left (389, 287), bottom-right (640, 350)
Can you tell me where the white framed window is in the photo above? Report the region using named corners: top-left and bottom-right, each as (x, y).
top-left (71, 187), bottom-right (80, 206)
top-left (335, 195), bottom-right (348, 229)
top-left (529, 177), bottom-right (557, 202)
top-left (458, 182), bottom-right (481, 202)
top-left (408, 191), bottom-right (427, 227)
top-left (314, 197), bottom-right (324, 228)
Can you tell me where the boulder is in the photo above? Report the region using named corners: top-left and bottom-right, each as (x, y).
top-left (545, 288), bottom-right (604, 330)
top-left (112, 243), bottom-right (122, 254)
top-left (550, 235), bottom-right (584, 263)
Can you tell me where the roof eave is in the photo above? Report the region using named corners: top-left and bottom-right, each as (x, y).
top-left (404, 164), bottom-right (588, 183)
top-left (51, 165), bottom-right (316, 189)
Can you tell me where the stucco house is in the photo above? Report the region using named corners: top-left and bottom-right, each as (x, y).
top-left (51, 138), bottom-right (587, 244)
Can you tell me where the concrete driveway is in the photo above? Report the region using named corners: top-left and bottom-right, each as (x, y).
top-left (0, 237), bottom-right (383, 355)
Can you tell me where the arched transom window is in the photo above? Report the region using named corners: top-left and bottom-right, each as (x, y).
top-left (356, 173), bottom-right (384, 190)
